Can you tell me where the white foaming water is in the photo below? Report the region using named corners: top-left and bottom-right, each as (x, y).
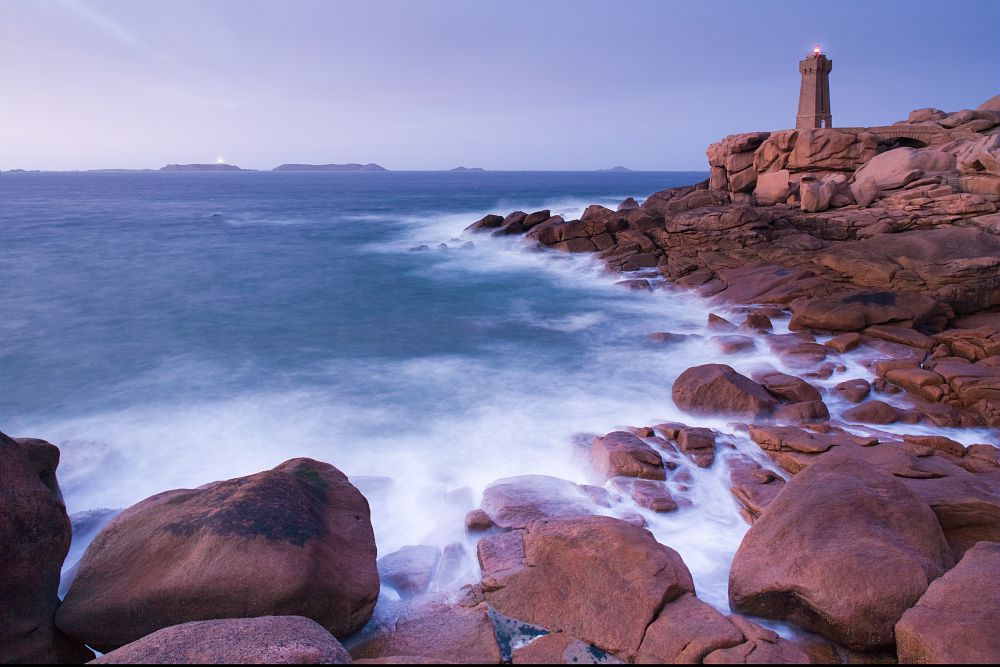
top-left (35, 190), bottom-right (996, 626)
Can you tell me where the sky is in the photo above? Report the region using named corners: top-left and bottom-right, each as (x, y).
top-left (1, 0), bottom-right (998, 171)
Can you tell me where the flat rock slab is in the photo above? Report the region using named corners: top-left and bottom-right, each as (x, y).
top-left (789, 290), bottom-right (947, 332)
top-left (91, 616), bottom-right (351, 664)
top-left (348, 596), bottom-right (501, 664)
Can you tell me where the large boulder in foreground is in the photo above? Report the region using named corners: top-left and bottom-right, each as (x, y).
top-left (672, 364), bottom-right (777, 419)
top-left (729, 452), bottom-right (954, 650)
top-left (91, 616), bottom-right (350, 664)
top-left (56, 458), bottom-right (379, 652)
top-left (895, 541), bottom-right (1000, 664)
top-left (0, 432), bottom-right (93, 663)
top-left (478, 515), bottom-right (693, 660)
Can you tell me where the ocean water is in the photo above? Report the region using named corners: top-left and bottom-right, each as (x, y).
top-left (6, 170), bottom-right (991, 616)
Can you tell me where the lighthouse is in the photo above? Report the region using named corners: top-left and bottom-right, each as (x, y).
top-left (796, 45), bottom-right (833, 129)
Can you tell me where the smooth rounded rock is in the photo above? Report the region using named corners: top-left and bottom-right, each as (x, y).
top-left (895, 541), bottom-right (1000, 663)
top-left (672, 364), bottom-right (777, 419)
top-left (57, 458), bottom-right (379, 652)
top-left (90, 616), bottom-right (351, 664)
top-left (729, 452), bottom-right (954, 650)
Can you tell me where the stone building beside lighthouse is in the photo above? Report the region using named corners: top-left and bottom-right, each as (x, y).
top-left (796, 46), bottom-right (833, 128)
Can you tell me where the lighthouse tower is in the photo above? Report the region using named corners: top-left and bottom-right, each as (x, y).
top-left (796, 46), bottom-right (832, 129)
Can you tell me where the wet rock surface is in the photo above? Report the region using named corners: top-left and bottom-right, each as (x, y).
top-left (672, 364), bottom-right (778, 418)
top-left (478, 474), bottom-right (606, 529)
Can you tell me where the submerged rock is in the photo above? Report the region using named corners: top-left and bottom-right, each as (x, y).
top-left (56, 458), bottom-right (379, 652)
top-left (378, 545), bottom-right (442, 598)
top-left (478, 475), bottom-right (604, 530)
top-left (590, 431), bottom-right (665, 480)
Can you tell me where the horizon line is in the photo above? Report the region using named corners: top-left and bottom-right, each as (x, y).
top-left (1, 167), bottom-right (712, 174)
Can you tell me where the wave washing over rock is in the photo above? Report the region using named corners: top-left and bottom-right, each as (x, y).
top-left (4, 98), bottom-right (1000, 665)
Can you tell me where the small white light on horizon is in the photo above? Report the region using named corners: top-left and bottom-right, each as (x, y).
top-left (216, 157), bottom-right (225, 164)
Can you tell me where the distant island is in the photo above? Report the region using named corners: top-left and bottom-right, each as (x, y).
top-left (272, 163), bottom-right (387, 172)
top-left (450, 166), bottom-right (485, 172)
top-left (160, 163), bottom-right (251, 172)
top-left (597, 166), bottom-right (633, 172)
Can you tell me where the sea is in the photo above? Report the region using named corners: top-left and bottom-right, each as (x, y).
top-left (3, 170), bottom-right (989, 613)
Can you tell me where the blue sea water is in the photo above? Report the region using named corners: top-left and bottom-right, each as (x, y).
top-left (1, 169), bottom-right (783, 608)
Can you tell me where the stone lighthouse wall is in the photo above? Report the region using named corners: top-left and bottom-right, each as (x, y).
top-left (797, 53), bottom-right (833, 129)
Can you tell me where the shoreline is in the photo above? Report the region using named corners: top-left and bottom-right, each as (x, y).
top-left (5, 99), bottom-right (1000, 663)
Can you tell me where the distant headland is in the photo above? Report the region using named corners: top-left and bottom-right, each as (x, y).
top-left (1, 164), bottom-right (662, 173)
top-left (160, 163), bottom-right (252, 172)
top-left (272, 163), bottom-right (387, 172)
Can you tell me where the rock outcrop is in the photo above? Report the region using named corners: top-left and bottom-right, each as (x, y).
top-left (728, 452), bottom-right (954, 650)
top-left (895, 541), bottom-right (1000, 663)
top-left (0, 432), bottom-right (93, 664)
top-left (478, 515), bottom-right (694, 660)
top-left (452, 95), bottom-right (1000, 661)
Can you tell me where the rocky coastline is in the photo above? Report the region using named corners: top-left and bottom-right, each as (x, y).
top-left (5, 96), bottom-right (1000, 665)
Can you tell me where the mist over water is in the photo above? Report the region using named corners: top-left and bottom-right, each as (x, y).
top-left (9, 170), bottom-right (991, 615)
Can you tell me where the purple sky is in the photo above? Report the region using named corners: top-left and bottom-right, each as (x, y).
top-left (2, 0), bottom-right (997, 170)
